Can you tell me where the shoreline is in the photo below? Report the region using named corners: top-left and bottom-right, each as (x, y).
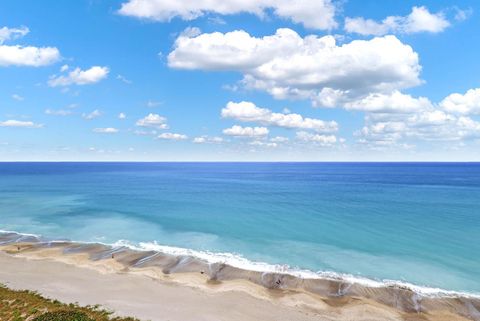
top-left (3, 230), bottom-right (478, 299)
top-left (1, 232), bottom-right (479, 320)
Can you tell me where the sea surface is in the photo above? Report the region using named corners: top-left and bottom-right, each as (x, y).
top-left (0, 162), bottom-right (479, 295)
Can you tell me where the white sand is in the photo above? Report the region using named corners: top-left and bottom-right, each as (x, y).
top-left (0, 250), bottom-right (470, 321)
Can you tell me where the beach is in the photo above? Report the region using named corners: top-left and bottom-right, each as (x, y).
top-left (0, 237), bottom-right (478, 321)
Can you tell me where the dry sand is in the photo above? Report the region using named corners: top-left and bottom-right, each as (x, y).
top-left (0, 247), bottom-right (474, 321)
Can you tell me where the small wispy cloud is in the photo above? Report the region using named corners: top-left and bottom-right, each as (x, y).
top-left (116, 74), bottom-right (132, 84)
top-left (82, 109), bottom-right (103, 120)
top-left (49, 66), bottom-right (109, 87)
top-left (0, 119), bottom-right (43, 128)
top-left (147, 100), bottom-right (162, 108)
top-left (93, 127), bottom-right (119, 134)
top-left (11, 94), bottom-right (24, 101)
top-left (45, 108), bottom-right (73, 116)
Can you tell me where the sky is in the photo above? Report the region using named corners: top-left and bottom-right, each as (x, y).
top-left (1, 0), bottom-right (480, 161)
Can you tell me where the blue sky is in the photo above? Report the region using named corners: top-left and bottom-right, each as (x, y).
top-left (1, 0), bottom-right (479, 161)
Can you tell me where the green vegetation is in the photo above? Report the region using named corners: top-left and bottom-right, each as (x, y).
top-left (0, 284), bottom-right (139, 321)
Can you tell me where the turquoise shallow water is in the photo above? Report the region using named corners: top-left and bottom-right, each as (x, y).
top-left (0, 162), bottom-right (479, 294)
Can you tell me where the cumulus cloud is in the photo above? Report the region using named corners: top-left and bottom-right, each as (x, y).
top-left (118, 112), bottom-right (127, 119)
top-left (345, 6), bottom-right (451, 36)
top-left (0, 45), bottom-right (60, 67)
top-left (118, 0), bottom-right (337, 30)
top-left (0, 119), bottom-right (43, 128)
top-left (169, 28), bottom-right (421, 108)
top-left (351, 84), bottom-right (480, 149)
top-left (158, 132), bottom-right (188, 140)
top-left (136, 113), bottom-right (168, 129)
top-left (440, 88), bottom-right (480, 115)
top-left (296, 131), bottom-right (337, 146)
top-left (0, 25), bottom-right (60, 67)
top-left (48, 66), bottom-right (109, 87)
top-left (221, 101), bottom-right (338, 132)
top-left (82, 109), bottom-right (103, 120)
top-left (342, 91), bottom-right (433, 113)
top-left (270, 136), bottom-right (289, 143)
top-left (223, 125), bottom-right (269, 137)
top-left (249, 140), bottom-right (277, 148)
top-left (356, 109), bottom-right (480, 149)
top-left (93, 127), bottom-right (119, 134)
top-left (45, 109), bottom-right (73, 116)
top-left (0, 26), bottom-right (29, 44)
top-left (193, 135), bottom-right (224, 144)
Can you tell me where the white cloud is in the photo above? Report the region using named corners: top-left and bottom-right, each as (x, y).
top-left (0, 25), bottom-right (60, 67)
top-left (136, 113), bottom-right (168, 129)
top-left (45, 109), bottom-right (73, 116)
top-left (118, 0), bottom-right (337, 30)
top-left (0, 45), bottom-right (60, 67)
top-left (48, 66), bottom-right (109, 87)
top-left (249, 140), bottom-right (277, 148)
top-left (116, 74), bottom-right (132, 84)
top-left (356, 109), bottom-right (480, 149)
top-left (147, 100), bottom-right (162, 107)
top-left (221, 101), bottom-right (338, 132)
top-left (345, 6), bottom-right (450, 36)
top-left (82, 109), bottom-right (103, 120)
top-left (296, 131), bottom-right (337, 146)
top-left (342, 91), bottom-right (433, 113)
top-left (169, 28), bottom-right (421, 107)
top-left (223, 125), bottom-right (269, 137)
top-left (0, 119), bottom-right (43, 128)
top-left (60, 64), bottom-right (69, 72)
top-left (12, 94), bottom-right (24, 101)
top-left (133, 129), bottom-right (158, 136)
top-left (270, 136), bottom-right (289, 143)
top-left (440, 88), bottom-right (480, 115)
top-left (0, 26), bottom-right (29, 44)
top-left (158, 132), bottom-right (188, 140)
top-left (118, 112), bottom-right (127, 119)
top-left (193, 135), bottom-right (224, 144)
top-left (93, 127), bottom-right (119, 134)
top-left (454, 7), bottom-right (472, 22)
top-left (193, 137), bottom-right (206, 144)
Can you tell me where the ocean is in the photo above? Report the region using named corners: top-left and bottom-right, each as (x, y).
top-left (0, 162), bottom-right (479, 296)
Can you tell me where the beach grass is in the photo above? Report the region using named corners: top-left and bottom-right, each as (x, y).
top-left (0, 284), bottom-right (139, 321)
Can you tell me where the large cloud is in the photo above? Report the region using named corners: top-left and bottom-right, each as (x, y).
top-left (0, 25), bottom-right (60, 67)
top-left (342, 91), bottom-right (433, 113)
top-left (118, 0), bottom-right (337, 29)
top-left (169, 28), bottom-right (422, 109)
top-left (221, 101), bottom-right (338, 132)
top-left (0, 45), bottom-right (60, 67)
top-left (345, 6), bottom-right (451, 36)
top-left (356, 110), bottom-right (480, 149)
top-left (48, 66), bottom-right (109, 87)
top-left (440, 88), bottom-right (480, 115)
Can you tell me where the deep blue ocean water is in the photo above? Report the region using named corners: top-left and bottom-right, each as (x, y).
top-left (0, 162), bottom-right (479, 294)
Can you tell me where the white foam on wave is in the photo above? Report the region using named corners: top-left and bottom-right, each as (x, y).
top-left (2, 230), bottom-right (479, 300)
top-left (113, 239), bottom-right (480, 299)
top-left (0, 229), bottom-right (41, 238)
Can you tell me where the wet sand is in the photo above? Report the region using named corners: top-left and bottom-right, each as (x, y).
top-left (0, 234), bottom-right (478, 321)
